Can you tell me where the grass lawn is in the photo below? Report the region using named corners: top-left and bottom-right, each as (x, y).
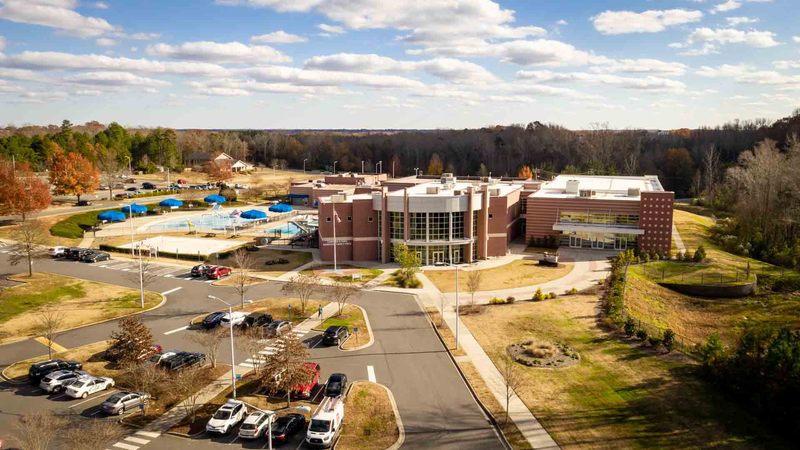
top-left (424, 259), bottom-right (574, 293)
top-left (302, 265), bottom-right (383, 285)
top-left (318, 304), bottom-right (370, 349)
top-left (4, 340), bottom-right (118, 380)
top-left (0, 213), bottom-right (83, 247)
top-left (380, 272), bottom-right (420, 289)
top-left (0, 272), bottom-right (161, 344)
top-left (337, 381), bottom-right (400, 450)
top-left (461, 295), bottom-right (790, 449)
top-left (631, 261), bottom-right (756, 286)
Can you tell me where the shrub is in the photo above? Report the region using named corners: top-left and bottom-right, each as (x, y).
top-left (407, 276), bottom-right (421, 289)
top-left (600, 317), bottom-right (615, 329)
top-left (525, 341), bottom-right (556, 358)
top-left (653, 253), bottom-right (660, 261)
top-left (489, 298), bottom-right (506, 305)
top-left (506, 296), bottom-right (515, 303)
top-left (675, 251), bottom-right (683, 261)
top-left (694, 244), bottom-right (707, 262)
top-left (643, 253), bottom-right (651, 263)
top-left (220, 187), bottom-right (238, 202)
top-left (636, 329), bottom-right (648, 341)
top-left (567, 287), bottom-right (579, 295)
top-left (533, 288), bottom-right (544, 302)
top-left (548, 292), bottom-right (557, 299)
top-left (624, 318), bottom-right (636, 336)
top-left (683, 250), bottom-right (693, 262)
top-left (663, 328), bottom-right (676, 352)
top-left (648, 337), bottom-right (662, 347)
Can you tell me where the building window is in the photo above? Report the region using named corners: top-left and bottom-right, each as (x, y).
top-left (559, 211), bottom-right (587, 223)
top-left (452, 212), bottom-right (465, 239)
top-left (326, 217), bottom-right (331, 222)
top-left (410, 212), bottom-right (427, 241)
top-left (347, 216), bottom-right (352, 221)
top-left (473, 210), bottom-right (478, 236)
top-left (368, 217), bottom-right (374, 222)
top-left (390, 212), bottom-right (404, 239)
top-left (488, 213), bottom-right (493, 219)
top-left (429, 212), bottom-right (450, 241)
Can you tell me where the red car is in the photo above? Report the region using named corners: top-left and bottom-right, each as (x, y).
top-left (206, 266), bottom-right (232, 279)
top-left (292, 362), bottom-right (320, 399)
top-left (177, 179), bottom-right (188, 184)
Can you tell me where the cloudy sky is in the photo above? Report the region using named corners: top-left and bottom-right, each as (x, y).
top-left (0, 0), bottom-right (797, 129)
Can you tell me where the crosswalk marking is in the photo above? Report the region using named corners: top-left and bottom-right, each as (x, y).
top-left (135, 431), bottom-right (161, 439)
top-left (367, 365), bottom-right (376, 383)
top-left (112, 442), bottom-right (139, 450)
top-left (124, 437), bottom-right (150, 445)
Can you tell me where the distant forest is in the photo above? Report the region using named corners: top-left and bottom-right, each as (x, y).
top-left (2, 111), bottom-right (800, 199)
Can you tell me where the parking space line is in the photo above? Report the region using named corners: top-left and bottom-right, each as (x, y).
top-left (50, 393), bottom-right (68, 400)
top-left (205, 279), bottom-right (215, 283)
top-left (161, 287), bottom-right (182, 295)
top-left (367, 365), bottom-right (376, 383)
top-left (164, 325), bottom-right (189, 335)
top-left (68, 390), bottom-right (118, 408)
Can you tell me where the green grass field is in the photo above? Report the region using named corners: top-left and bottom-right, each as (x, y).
top-left (0, 284), bottom-right (85, 323)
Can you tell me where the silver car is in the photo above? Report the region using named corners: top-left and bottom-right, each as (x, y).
top-left (39, 370), bottom-right (88, 394)
top-left (100, 391), bottom-right (149, 415)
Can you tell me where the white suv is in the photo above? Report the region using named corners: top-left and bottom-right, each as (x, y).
top-left (206, 400), bottom-right (247, 435)
top-left (39, 370), bottom-right (88, 394)
top-left (238, 411), bottom-right (269, 439)
top-left (49, 246), bottom-right (68, 258)
top-left (220, 312), bottom-right (248, 328)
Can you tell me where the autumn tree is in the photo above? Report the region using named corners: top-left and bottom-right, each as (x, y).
top-left (235, 327), bottom-right (267, 373)
top-left (260, 332), bottom-right (313, 407)
top-left (518, 165), bottom-right (533, 179)
top-left (427, 153), bottom-right (444, 175)
top-left (204, 159), bottom-right (234, 184)
top-left (465, 269), bottom-right (483, 311)
top-left (48, 145), bottom-right (100, 202)
top-left (0, 160), bottom-right (52, 221)
top-left (109, 316), bottom-right (155, 368)
top-left (330, 280), bottom-right (362, 316)
top-left (478, 163), bottom-right (489, 177)
top-left (281, 272), bottom-right (321, 316)
top-left (390, 154), bottom-right (404, 177)
top-left (122, 363), bottom-right (166, 419)
top-left (173, 367), bottom-right (208, 423)
top-left (9, 220), bottom-right (50, 277)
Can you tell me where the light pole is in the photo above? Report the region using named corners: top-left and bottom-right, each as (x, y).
top-left (414, 168), bottom-right (419, 177)
top-left (208, 295), bottom-right (238, 399)
top-left (303, 159), bottom-right (308, 175)
top-left (455, 265), bottom-right (459, 350)
top-left (376, 161), bottom-right (382, 174)
top-left (333, 160), bottom-right (338, 175)
top-left (361, 160), bottom-right (364, 174)
top-left (127, 205), bottom-right (135, 257)
top-left (138, 243), bottom-right (144, 309)
top-left (332, 202), bottom-right (339, 272)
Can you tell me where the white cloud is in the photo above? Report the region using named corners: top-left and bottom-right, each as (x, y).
top-left (710, 0), bottom-right (741, 15)
top-left (726, 16), bottom-right (759, 26)
top-left (316, 24), bottom-right (345, 34)
top-left (96, 38), bottom-right (116, 47)
top-left (342, 104), bottom-right (365, 109)
top-left (794, 36), bottom-right (800, 43)
top-left (591, 9), bottom-right (703, 35)
top-left (0, 0), bottom-right (117, 38)
top-left (237, 66), bottom-right (425, 89)
top-left (516, 70), bottom-right (687, 93)
top-left (303, 54), bottom-right (498, 84)
top-left (503, 83), bottom-right (604, 100)
top-left (65, 71), bottom-right (172, 87)
top-left (143, 87), bottom-right (159, 94)
top-left (251, 31), bottom-right (307, 44)
top-left (0, 35), bottom-right (5, 51)
top-left (146, 41), bottom-right (291, 63)
top-left (573, 101), bottom-right (626, 110)
top-left (0, 67), bottom-right (51, 82)
top-left (695, 64), bottom-right (752, 77)
top-left (744, 101), bottom-right (769, 107)
top-left (73, 89), bottom-right (105, 95)
top-left (194, 87), bottom-right (252, 97)
top-left (774, 60), bottom-right (800, 70)
top-left (127, 32), bottom-right (161, 40)
top-left (0, 51), bottom-right (230, 77)
top-left (680, 43), bottom-right (720, 56)
top-left (489, 95), bottom-right (535, 103)
top-left (590, 59), bottom-right (688, 76)
top-left (557, 20), bottom-right (567, 26)
top-left (687, 27), bottom-right (781, 48)
top-left (736, 71), bottom-right (800, 87)
top-left (91, 2), bottom-right (109, 9)
top-left (0, 79), bottom-right (24, 93)
top-left (188, 78), bottom-right (320, 95)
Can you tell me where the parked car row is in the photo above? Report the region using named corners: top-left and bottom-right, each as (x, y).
top-left (191, 264), bottom-right (232, 279)
top-left (49, 246), bottom-right (110, 263)
top-left (201, 310), bottom-right (293, 337)
top-left (30, 361), bottom-right (120, 401)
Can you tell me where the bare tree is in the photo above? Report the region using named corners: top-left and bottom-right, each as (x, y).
top-left (281, 272), bottom-right (320, 316)
top-left (465, 268), bottom-right (483, 312)
top-left (498, 352), bottom-right (527, 425)
top-left (185, 328), bottom-right (225, 368)
top-left (173, 366), bottom-right (208, 423)
top-left (235, 327), bottom-right (266, 373)
top-left (35, 305), bottom-right (65, 360)
top-left (260, 331), bottom-right (312, 407)
top-left (438, 293), bottom-right (447, 327)
top-left (230, 248), bottom-right (256, 308)
top-left (8, 220), bottom-right (49, 277)
top-left (623, 151), bottom-right (639, 176)
top-left (11, 411), bottom-right (67, 450)
top-left (62, 418), bottom-right (127, 450)
top-left (123, 363), bottom-right (166, 419)
top-left (95, 147), bottom-right (124, 201)
top-left (330, 281), bottom-right (362, 316)
top-left (703, 144), bottom-right (720, 196)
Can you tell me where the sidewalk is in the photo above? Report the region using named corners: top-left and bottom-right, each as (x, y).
top-left (672, 224), bottom-right (686, 252)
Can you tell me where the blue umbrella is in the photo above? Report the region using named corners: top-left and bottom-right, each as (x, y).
top-left (269, 203), bottom-right (293, 213)
top-left (240, 209), bottom-right (267, 220)
top-left (121, 204), bottom-right (147, 214)
top-left (204, 195), bottom-right (227, 204)
top-left (159, 198), bottom-right (183, 208)
top-left (97, 211), bottom-right (125, 221)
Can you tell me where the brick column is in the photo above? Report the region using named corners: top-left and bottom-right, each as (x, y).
top-left (403, 188), bottom-right (410, 242)
top-left (465, 187), bottom-right (474, 262)
top-left (381, 188), bottom-right (390, 263)
top-left (479, 185), bottom-right (490, 259)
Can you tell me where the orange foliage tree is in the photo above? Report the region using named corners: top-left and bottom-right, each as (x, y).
top-left (390, 154), bottom-right (404, 177)
top-left (427, 153), bottom-right (444, 175)
top-left (48, 146), bottom-right (100, 202)
top-left (518, 165), bottom-right (534, 179)
top-left (0, 159), bottom-right (52, 221)
top-left (204, 159), bottom-right (234, 184)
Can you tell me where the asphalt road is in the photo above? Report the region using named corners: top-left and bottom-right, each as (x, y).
top-left (0, 254), bottom-right (503, 449)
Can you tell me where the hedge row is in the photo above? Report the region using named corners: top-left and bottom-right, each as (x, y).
top-left (98, 244), bottom-right (209, 262)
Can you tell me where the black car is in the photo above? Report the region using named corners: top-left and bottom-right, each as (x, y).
top-left (242, 312), bottom-right (272, 329)
top-left (202, 311), bottom-right (226, 329)
top-left (28, 360), bottom-right (83, 382)
top-left (142, 182), bottom-right (157, 189)
top-left (322, 326), bottom-right (349, 346)
top-left (160, 352), bottom-right (206, 371)
top-left (191, 264), bottom-right (211, 277)
top-left (271, 413), bottom-right (306, 443)
top-left (66, 248), bottom-right (85, 260)
top-left (324, 373), bottom-right (348, 398)
top-left (126, 187), bottom-right (139, 192)
top-left (84, 252), bottom-right (111, 263)
top-left (74, 249), bottom-right (95, 261)
top-left (76, 200), bottom-right (92, 206)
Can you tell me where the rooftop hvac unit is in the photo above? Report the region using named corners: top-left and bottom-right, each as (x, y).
top-left (331, 193), bottom-right (347, 202)
top-left (426, 186), bottom-right (441, 195)
top-left (627, 187), bottom-right (641, 197)
top-left (489, 188), bottom-right (500, 197)
top-left (566, 179), bottom-right (580, 195)
top-left (454, 190), bottom-right (463, 195)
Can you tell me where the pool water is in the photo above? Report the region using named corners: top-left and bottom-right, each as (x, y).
top-left (266, 223), bottom-right (303, 235)
top-left (149, 213), bottom-right (261, 232)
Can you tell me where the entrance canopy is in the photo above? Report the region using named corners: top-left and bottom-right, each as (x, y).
top-left (553, 223), bottom-right (645, 235)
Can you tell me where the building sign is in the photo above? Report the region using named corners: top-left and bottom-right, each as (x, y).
top-left (322, 240), bottom-right (352, 246)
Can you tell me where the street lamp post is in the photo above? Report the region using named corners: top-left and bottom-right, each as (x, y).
top-left (455, 265), bottom-right (459, 350)
top-left (414, 167), bottom-right (419, 177)
top-left (333, 160), bottom-right (338, 175)
top-left (376, 161), bottom-right (382, 174)
top-left (208, 295), bottom-right (237, 398)
top-left (303, 159), bottom-right (308, 175)
top-left (361, 161), bottom-right (364, 174)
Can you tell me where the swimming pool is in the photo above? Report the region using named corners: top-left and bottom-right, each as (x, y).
top-left (148, 213), bottom-right (261, 232)
top-left (266, 223), bottom-right (303, 235)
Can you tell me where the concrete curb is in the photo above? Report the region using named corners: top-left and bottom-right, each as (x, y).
top-left (340, 304), bottom-right (374, 352)
top-left (165, 429), bottom-right (206, 439)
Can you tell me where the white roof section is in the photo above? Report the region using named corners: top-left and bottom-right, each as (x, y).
top-left (387, 180), bottom-right (521, 198)
top-left (533, 175), bottom-right (664, 201)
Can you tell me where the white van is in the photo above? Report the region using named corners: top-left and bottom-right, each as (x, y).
top-left (305, 396), bottom-right (344, 448)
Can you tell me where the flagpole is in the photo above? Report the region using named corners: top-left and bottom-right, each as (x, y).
top-left (332, 202), bottom-right (338, 272)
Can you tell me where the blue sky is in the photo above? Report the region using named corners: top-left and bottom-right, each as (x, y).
top-left (0, 0), bottom-right (797, 129)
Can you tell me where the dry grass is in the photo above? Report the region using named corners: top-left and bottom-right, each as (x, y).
top-left (302, 265), bottom-right (384, 285)
top-left (458, 361), bottom-right (533, 450)
top-left (525, 341), bottom-right (556, 358)
top-left (0, 272), bottom-right (161, 344)
top-left (211, 275), bottom-right (266, 287)
top-left (4, 340), bottom-right (117, 380)
top-left (0, 214), bottom-right (83, 247)
top-left (338, 381), bottom-right (399, 450)
top-left (209, 249), bottom-right (312, 277)
top-left (425, 307), bottom-right (466, 357)
top-left (424, 259), bottom-right (574, 293)
top-left (461, 294), bottom-right (789, 449)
